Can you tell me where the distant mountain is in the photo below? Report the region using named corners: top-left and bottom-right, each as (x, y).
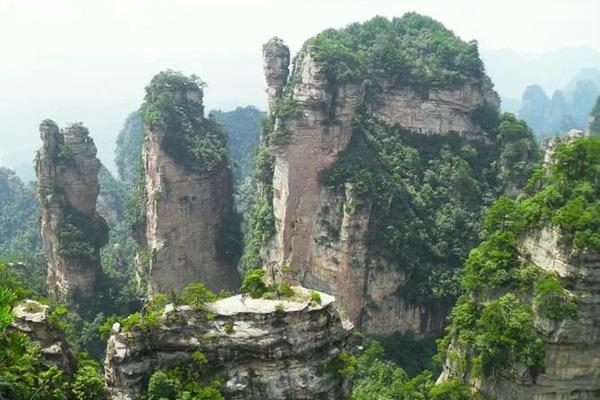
top-left (517, 78), bottom-right (599, 137)
top-left (481, 47), bottom-right (600, 99)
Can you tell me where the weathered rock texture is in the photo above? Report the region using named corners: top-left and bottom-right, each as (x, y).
top-left (263, 37), bottom-right (290, 109)
top-left (104, 288), bottom-right (353, 400)
top-left (138, 83), bottom-right (240, 295)
top-left (439, 227), bottom-right (600, 399)
top-left (9, 300), bottom-right (76, 377)
top-left (261, 40), bottom-right (497, 338)
top-left (36, 120), bottom-right (108, 302)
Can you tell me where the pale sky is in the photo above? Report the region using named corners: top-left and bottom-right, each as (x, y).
top-left (1, 0), bottom-right (599, 174)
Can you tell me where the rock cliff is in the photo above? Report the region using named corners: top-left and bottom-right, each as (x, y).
top-left (437, 135), bottom-right (600, 399)
top-left (134, 71), bottom-right (241, 296)
top-left (439, 227), bottom-right (600, 399)
top-left (254, 15), bottom-right (524, 339)
top-left (8, 300), bottom-right (76, 377)
top-left (36, 120), bottom-right (108, 302)
top-left (104, 287), bottom-right (353, 400)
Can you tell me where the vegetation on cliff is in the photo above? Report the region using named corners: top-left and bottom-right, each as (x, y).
top-left (323, 108), bottom-right (537, 307)
top-left (307, 13), bottom-right (484, 89)
top-left (141, 70), bottom-right (228, 173)
top-left (438, 136), bottom-right (599, 382)
top-left (0, 261), bottom-right (107, 400)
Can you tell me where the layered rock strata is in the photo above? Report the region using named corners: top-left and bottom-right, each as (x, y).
top-left (260, 38), bottom-right (498, 338)
top-left (9, 300), bottom-right (76, 377)
top-left (36, 120), bottom-right (108, 302)
top-left (104, 287), bottom-right (353, 400)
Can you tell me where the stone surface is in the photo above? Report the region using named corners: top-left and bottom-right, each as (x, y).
top-left (104, 287), bottom-right (353, 400)
top-left (139, 84), bottom-right (240, 295)
top-left (36, 120), bottom-right (108, 302)
top-left (439, 227), bottom-right (600, 399)
top-left (263, 37), bottom-right (290, 110)
top-left (261, 39), bottom-right (496, 338)
top-left (8, 300), bottom-right (76, 377)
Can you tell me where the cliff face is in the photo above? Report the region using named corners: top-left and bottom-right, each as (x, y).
top-left (36, 120), bottom-right (108, 302)
top-left (104, 288), bottom-right (353, 400)
top-left (259, 24), bottom-right (501, 338)
top-left (437, 134), bottom-right (600, 399)
top-left (263, 37), bottom-right (290, 110)
top-left (136, 72), bottom-right (240, 295)
top-left (9, 300), bottom-right (76, 377)
top-left (439, 228), bottom-right (600, 399)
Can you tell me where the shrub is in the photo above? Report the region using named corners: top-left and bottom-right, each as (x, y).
top-left (240, 269), bottom-right (267, 298)
top-left (179, 283), bottom-right (218, 310)
top-left (533, 275), bottom-right (577, 320)
top-left (72, 364), bottom-right (107, 400)
top-left (310, 291), bottom-right (322, 305)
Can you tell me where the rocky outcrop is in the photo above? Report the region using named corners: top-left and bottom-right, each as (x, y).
top-left (260, 36), bottom-right (497, 338)
top-left (439, 227), bottom-right (600, 399)
top-left (263, 37), bottom-right (290, 109)
top-left (36, 120), bottom-right (108, 302)
top-left (104, 287), bottom-right (353, 400)
top-left (9, 300), bottom-right (76, 377)
top-left (137, 74), bottom-right (240, 295)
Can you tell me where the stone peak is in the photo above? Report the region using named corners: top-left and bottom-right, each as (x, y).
top-left (263, 36), bottom-right (289, 55)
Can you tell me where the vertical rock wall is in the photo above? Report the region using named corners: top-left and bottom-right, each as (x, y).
top-left (36, 120), bottom-right (108, 302)
top-left (260, 38), bottom-right (498, 338)
top-left (137, 78), bottom-right (240, 295)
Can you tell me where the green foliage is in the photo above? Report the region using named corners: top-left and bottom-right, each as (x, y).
top-left (348, 341), bottom-right (479, 400)
top-left (321, 109), bottom-right (536, 308)
top-left (533, 275), bottom-right (577, 320)
top-left (325, 351), bottom-right (357, 380)
top-left (141, 70), bottom-right (227, 173)
top-left (179, 283), bottom-right (218, 311)
top-left (310, 290), bottom-right (321, 305)
top-left (57, 206), bottom-right (109, 261)
top-left (72, 363), bottom-right (107, 400)
top-left (239, 269), bottom-right (267, 298)
top-left (306, 13), bottom-right (484, 90)
top-left (241, 146), bottom-right (276, 272)
top-left (439, 137), bottom-right (600, 382)
top-left (0, 264), bottom-right (107, 400)
top-left (262, 95), bottom-right (302, 145)
top-left (145, 351), bottom-right (223, 400)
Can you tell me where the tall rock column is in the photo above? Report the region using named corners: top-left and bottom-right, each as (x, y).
top-left (263, 37), bottom-right (290, 109)
top-left (135, 71), bottom-right (240, 296)
top-left (255, 15), bottom-right (528, 340)
top-left (36, 120), bottom-right (108, 303)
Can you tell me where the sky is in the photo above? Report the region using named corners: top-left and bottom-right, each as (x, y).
top-left (1, 0), bottom-right (599, 176)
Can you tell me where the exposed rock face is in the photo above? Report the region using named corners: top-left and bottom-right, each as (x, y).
top-left (439, 227), bottom-right (600, 399)
top-left (104, 288), bottom-right (353, 400)
top-left (36, 120), bottom-right (108, 302)
top-left (263, 37), bottom-right (290, 109)
top-left (138, 80), bottom-right (240, 295)
top-left (261, 40), bottom-right (497, 338)
top-left (9, 300), bottom-right (76, 377)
